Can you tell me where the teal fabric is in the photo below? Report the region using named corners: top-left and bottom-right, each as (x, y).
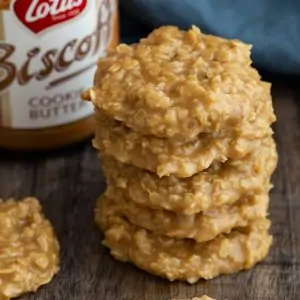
top-left (120, 0), bottom-right (300, 74)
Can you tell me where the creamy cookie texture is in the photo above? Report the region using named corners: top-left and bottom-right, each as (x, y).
top-left (84, 25), bottom-right (278, 283)
top-left (0, 198), bottom-right (59, 299)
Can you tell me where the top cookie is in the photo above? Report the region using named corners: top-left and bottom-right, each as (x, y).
top-left (84, 25), bottom-right (271, 140)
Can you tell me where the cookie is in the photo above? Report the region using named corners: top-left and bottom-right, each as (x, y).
top-left (85, 26), bottom-right (275, 140)
top-left (97, 212), bottom-right (272, 283)
top-left (94, 100), bottom-right (274, 178)
top-left (97, 191), bottom-right (269, 243)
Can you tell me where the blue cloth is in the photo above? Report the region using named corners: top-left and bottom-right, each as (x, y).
top-left (120, 0), bottom-right (300, 74)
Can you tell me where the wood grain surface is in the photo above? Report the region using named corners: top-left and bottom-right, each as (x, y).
top-left (0, 77), bottom-right (300, 300)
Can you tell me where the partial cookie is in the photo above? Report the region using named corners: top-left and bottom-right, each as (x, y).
top-left (186, 297), bottom-right (215, 300)
top-left (173, 297), bottom-right (215, 300)
top-left (0, 198), bottom-right (59, 300)
top-left (101, 137), bottom-right (277, 214)
top-left (94, 100), bottom-right (274, 178)
top-left (191, 297), bottom-right (215, 300)
top-left (84, 26), bottom-right (274, 140)
top-left (97, 211), bottom-right (272, 283)
top-left (97, 191), bottom-right (269, 243)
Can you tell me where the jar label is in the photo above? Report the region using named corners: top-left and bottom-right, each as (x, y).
top-left (0, 0), bottom-right (118, 129)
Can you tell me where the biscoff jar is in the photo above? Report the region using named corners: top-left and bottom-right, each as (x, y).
top-left (0, 0), bottom-right (119, 150)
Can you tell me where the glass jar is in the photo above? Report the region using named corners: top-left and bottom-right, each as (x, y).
top-left (0, 0), bottom-right (119, 150)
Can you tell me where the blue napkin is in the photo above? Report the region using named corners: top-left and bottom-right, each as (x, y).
top-left (120, 0), bottom-right (300, 74)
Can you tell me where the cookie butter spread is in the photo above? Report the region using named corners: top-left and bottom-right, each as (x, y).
top-left (0, 198), bottom-right (59, 299)
top-left (0, 0), bottom-right (119, 150)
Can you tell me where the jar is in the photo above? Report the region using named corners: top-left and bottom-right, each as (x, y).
top-left (0, 0), bottom-right (119, 150)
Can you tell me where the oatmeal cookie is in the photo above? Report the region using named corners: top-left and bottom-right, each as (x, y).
top-left (0, 198), bottom-right (59, 300)
top-left (94, 100), bottom-right (274, 178)
top-left (97, 191), bottom-right (269, 243)
top-left (84, 26), bottom-right (274, 140)
top-left (97, 211), bottom-right (272, 283)
top-left (101, 137), bottom-right (277, 214)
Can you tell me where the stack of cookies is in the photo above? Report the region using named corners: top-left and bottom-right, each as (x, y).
top-left (83, 26), bottom-right (278, 283)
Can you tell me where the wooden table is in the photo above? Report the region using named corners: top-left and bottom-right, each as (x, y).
top-left (0, 78), bottom-right (299, 300)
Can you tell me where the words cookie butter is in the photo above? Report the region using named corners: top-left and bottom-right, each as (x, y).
top-left (0, 0), bottom-right (118, 130)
